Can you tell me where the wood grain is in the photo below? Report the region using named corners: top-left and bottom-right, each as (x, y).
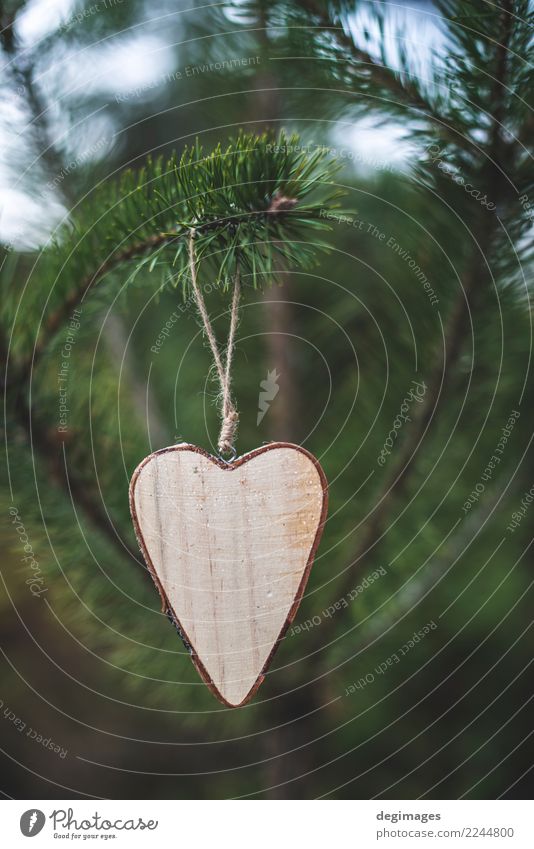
top-left (129, 442), bottom-right (328, 707)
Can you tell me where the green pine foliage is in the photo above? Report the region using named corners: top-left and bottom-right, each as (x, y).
top-left (2, 132), bottom-right (343, 362)
top-left (1, 0), bottom-right (533, 799)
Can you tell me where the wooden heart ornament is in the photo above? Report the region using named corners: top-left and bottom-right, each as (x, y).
top-left (129, 442), bottom-right (328, 707)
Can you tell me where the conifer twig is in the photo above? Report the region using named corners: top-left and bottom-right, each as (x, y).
top-left (283, 0), bottom-right (474, 152)
top-left (306, 0), bottom-right (516, 660)
top-left (2, 329), bottom-right (143, 571)
top-left (23, 230), bottom-right (182, 379)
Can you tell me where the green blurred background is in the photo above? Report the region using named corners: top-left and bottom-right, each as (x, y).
top-left (1, 0), bottom-right (533, 799)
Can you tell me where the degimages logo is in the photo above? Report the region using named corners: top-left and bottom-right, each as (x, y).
top-left (20, 809), bottom-right (46, 836)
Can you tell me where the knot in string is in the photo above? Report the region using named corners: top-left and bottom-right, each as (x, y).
top-left (218, 408), bottom-right (239, 456)
top-left (188, 229), bottom-right (240, 458)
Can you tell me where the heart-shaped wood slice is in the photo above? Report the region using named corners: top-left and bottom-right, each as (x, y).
top-left (129, 442), bottom-right (328, 707)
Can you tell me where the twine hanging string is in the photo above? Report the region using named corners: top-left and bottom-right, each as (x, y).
top-left (188, 229), bottom-right (240, 457)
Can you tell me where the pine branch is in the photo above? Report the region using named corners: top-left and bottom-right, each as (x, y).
top-left (26, 229), bottom-right (181, 375)
top-left (0, 5), bottom-right (172, 447)
top-left (266, 0), bottom-right (474, 152)
top-left (308, 0), bottom-right (518, 660)
top-left (0, 6), bottom-right (175, 572)
top-left (4, 347), bottom-right (143, 572)
top-left (352, 479), bottom-right (514, 657)
top-left (318, 234), bottom-right (489, 621)
top-left (1, 328), bottom-right (146, 587)
top-left (8, 132), bottom-right (344, 379)
top-left (265, 477), bottom-right (516, 784)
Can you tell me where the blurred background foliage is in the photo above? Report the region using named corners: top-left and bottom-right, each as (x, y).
top-left (1, 0), bottom-right (533, 799)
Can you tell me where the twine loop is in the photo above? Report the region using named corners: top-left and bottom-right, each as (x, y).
top-left (188, 229), bottom-right (240, 458)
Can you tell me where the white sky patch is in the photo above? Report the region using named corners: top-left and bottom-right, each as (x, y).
top-left (0, 188), bottom-right (66, 249)
top-left (332, 119), bottom-right (416, 174)
top-left (75, 36), bottom-right (175, 95)
top-left (16, 0), bottom-right (74, 47)
top-left (33, 34), bottom-right (175, 100)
